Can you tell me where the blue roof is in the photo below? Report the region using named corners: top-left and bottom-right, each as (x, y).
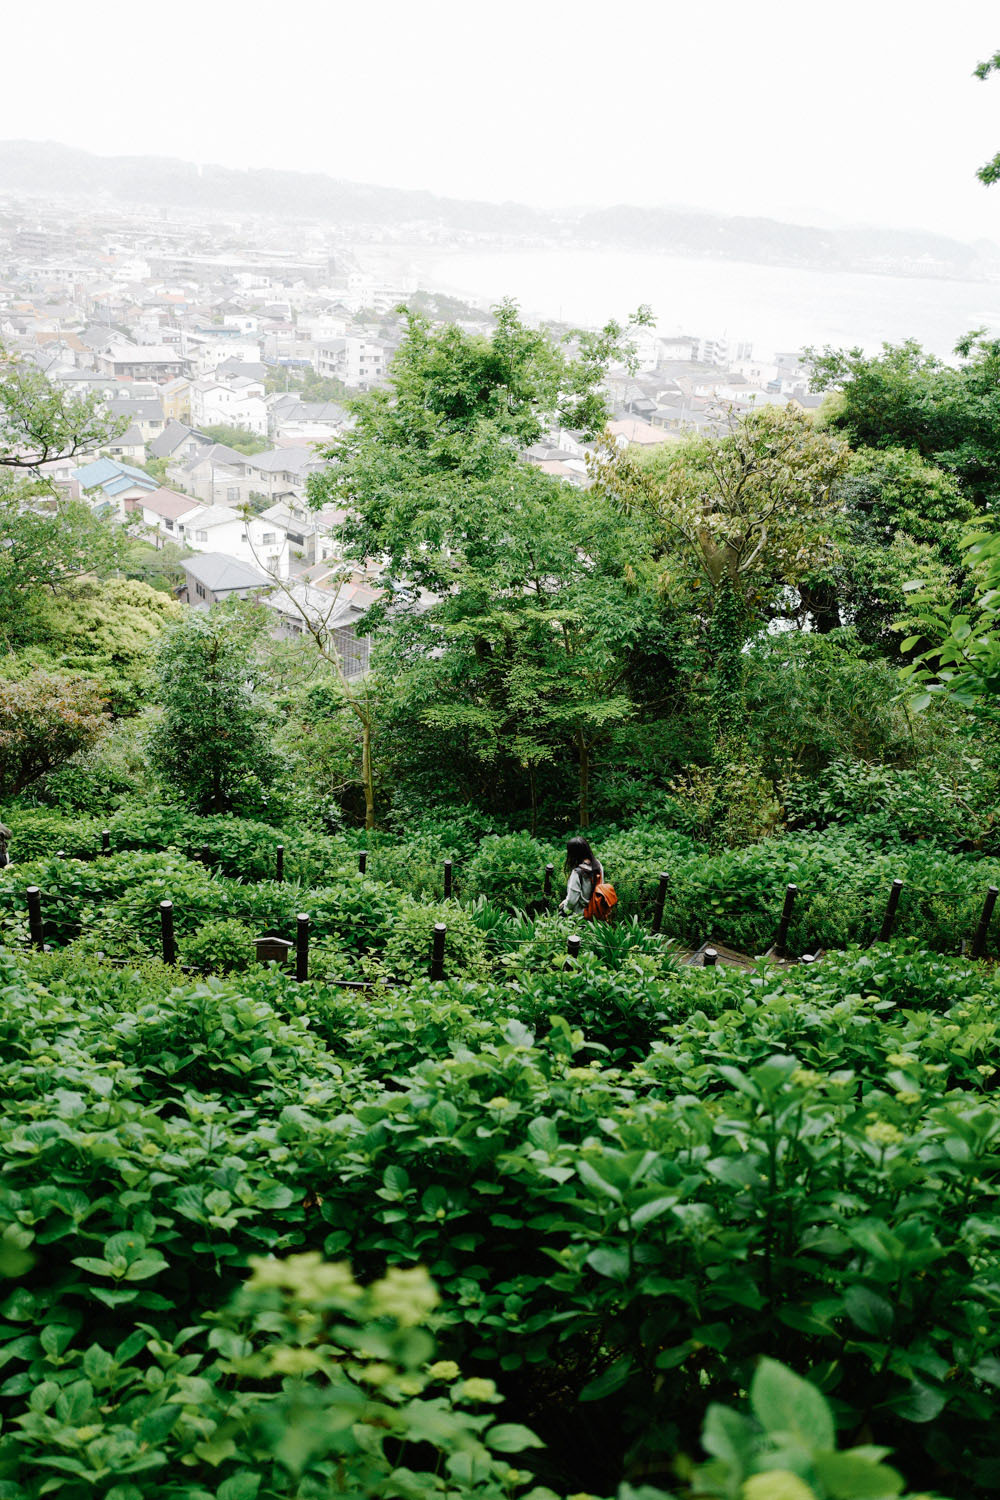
top-left (72, 457), bottom-right (158, 495)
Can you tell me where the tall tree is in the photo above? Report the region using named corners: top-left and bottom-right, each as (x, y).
top-left (307, 300), bottom-right (652, 826)
top-left (593, 405), bottom-right (848, 737)
top-left (806, 333), bottom-right (1000, 508)
top-left (146, 603), bottom-right (280, 815)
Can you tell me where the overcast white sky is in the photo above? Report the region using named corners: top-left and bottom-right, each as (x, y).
top-left (3, 0), bottom-right (1000, 241)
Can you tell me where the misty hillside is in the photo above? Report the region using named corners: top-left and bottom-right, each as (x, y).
top-left (0, 139), bottom-right (996, 279)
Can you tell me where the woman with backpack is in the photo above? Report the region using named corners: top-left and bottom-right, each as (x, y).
top-left (559, 836), bottom-right (615, 920)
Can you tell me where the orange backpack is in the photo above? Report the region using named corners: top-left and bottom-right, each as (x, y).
top-left (583, 875), bottom-right (618, 922)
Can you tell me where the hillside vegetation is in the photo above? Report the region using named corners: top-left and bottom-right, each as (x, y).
top-left (2, 310), bottom-right (1000, 1497)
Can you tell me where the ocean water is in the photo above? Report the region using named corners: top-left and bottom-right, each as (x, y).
top-left (410, 247), bottom-right (1000, 360)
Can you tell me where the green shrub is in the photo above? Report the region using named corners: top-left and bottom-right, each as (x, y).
top-left (374, 896), bottom-right (490, 983)
top-left (182, 917), bottom-right (258, 973)
top-left (465, 833), bottom-right (559, 911)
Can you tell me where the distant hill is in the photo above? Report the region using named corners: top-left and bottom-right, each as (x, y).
top-left (0, 139), bottom-right (996, 281)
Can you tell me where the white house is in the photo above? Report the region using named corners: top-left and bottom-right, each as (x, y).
top-left (190, 376), bottom-right (267, 435)
top-left (125, 487), bottom-right (203, 544)
top-left (314, 335), bottom-right (390, 388)
top-left (175, 503), bottom-right (290, 578)
top-left (260, 498), bottom-right (344, 565)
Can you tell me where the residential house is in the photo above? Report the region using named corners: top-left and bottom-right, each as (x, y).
top-left (71, 456), bottom-right (159, 520)
top-left (103, 423), bottom-right (147, 466)
top-left (106, 394), bottom-right (165, 442)
top-left (259, 497), bottom-right (344, 564)
top-left (607, 417), bottom-right (675, 450)
top-left (96, 341), bottom-right (189, 383)
top-left (266, 395), bottom-right (346, 444)
top-left (261, 576), bottom-right (374, 676)
top-left (179, 553), bottom-right (270, 606)
top-left (160, 377), bottom-right (191, 422)
top-left (174, 504), bottom-right (290, 578)
top-left (167, 443), bottom-right (255, 508)
top-left (314, 335), bottom-right (390, 388)
top-left (215, 358), bottom-right (268, 383)
top-left (190, 375), bottom-right (267, 435)
top-left (149, 419), bottom-right (212, 466)
top-left (124, 486), bottom-right (202, 544)
top-left (244, 446), bottom-right (326, 503)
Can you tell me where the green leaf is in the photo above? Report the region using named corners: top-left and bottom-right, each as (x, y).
top-left (843, 1285), bottom-right (894, 1339)
top-left (889, 1377), bottom-right (947, 1423)
top-left (430, 1100), bottom-right (459, 1135)
top-left (82, 1344), bottom-right (114, 1384)
top-left (218, 1474), bottom-right (262, 1500)
top-left (54, 1379), bottom-right (94, 1424)
top-left (576, 1160), bottom-right (622, 1202)
top-left (701, 1401), bottom-right (755, 1472)
top-left (972, 1356), bottom-right (1000, 1389)
top-left (40, 1323), bottom-right (74, 1357)
top-left (586, 1247), bottom-right (630, 1281)
top-left (579, 1357), bottom-right (633, 1402)
top-left (71, 1256), bottom-right (113, 1277)
top-left (139, 1405), bottom-right (181, 1443)
top-left (812, 1450), bottom-right (904, 1497)
top-left (486, 1424), bottom-right (545, 1453)
top-left (629, 1195), bottom-right (678, 1228)
top-left (750, 1358), bottom-right (834, 1450)
top-left (123, 1256), bottom-right (169, 1281)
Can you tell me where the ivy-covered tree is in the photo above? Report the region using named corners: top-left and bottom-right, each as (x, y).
top-left (146, 603), bottom-right (281, 815)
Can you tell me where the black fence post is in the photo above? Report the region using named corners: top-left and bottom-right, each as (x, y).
top-left (544, 863), bottom-right (555, 899)
top-left (565, 934), bottom-right (582, 966)
top-left (56, 850), bottom-right (67, 861)
top-left (971, 885), bottom-right (999, 960)
top-left (101, 829), bottom-right (110, 856)
top-left (652, 872), bottom-right (669, 935)
top-left (296, 913), bottom-right (310, 982)
top-left (358, 850), bottom-right (368, 876)
top-left (159, 900), bottom-right (176, 965)
top-left (703, 946), bottom-right (719, 967)
top-left (430, 922), bottom-right (447, 982)
top-left (26, 887), bottom-right (43, 951)
top-left (443, 859), bottom-right (453, 899)
top-left (200, 845), bottom-right (211, 869)
top-left (774, 883), bottom-right (798, 953)
top-left (275, 844), bottom-right (284, 883)
top-left (878, 879), bottom-right (904, 943)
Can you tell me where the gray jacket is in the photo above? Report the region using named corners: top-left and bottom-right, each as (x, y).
top-left (559, 860), bottom-right (601, 916)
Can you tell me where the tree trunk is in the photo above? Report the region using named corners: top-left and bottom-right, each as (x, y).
top-left (528, 762), bottom-right (538, 838)
top-left (708, 575), bottom-right (749, 751)
top-left (361, 718), bottom-right (375, 831)
top-left (577, 729), bottom-right (590, 829)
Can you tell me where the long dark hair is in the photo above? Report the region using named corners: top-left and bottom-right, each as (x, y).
top-left (565, 836), bottom-right (600, 878)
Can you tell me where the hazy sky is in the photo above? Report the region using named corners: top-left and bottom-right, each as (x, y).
top-left (4, 0), bottom-right (1000, 241)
